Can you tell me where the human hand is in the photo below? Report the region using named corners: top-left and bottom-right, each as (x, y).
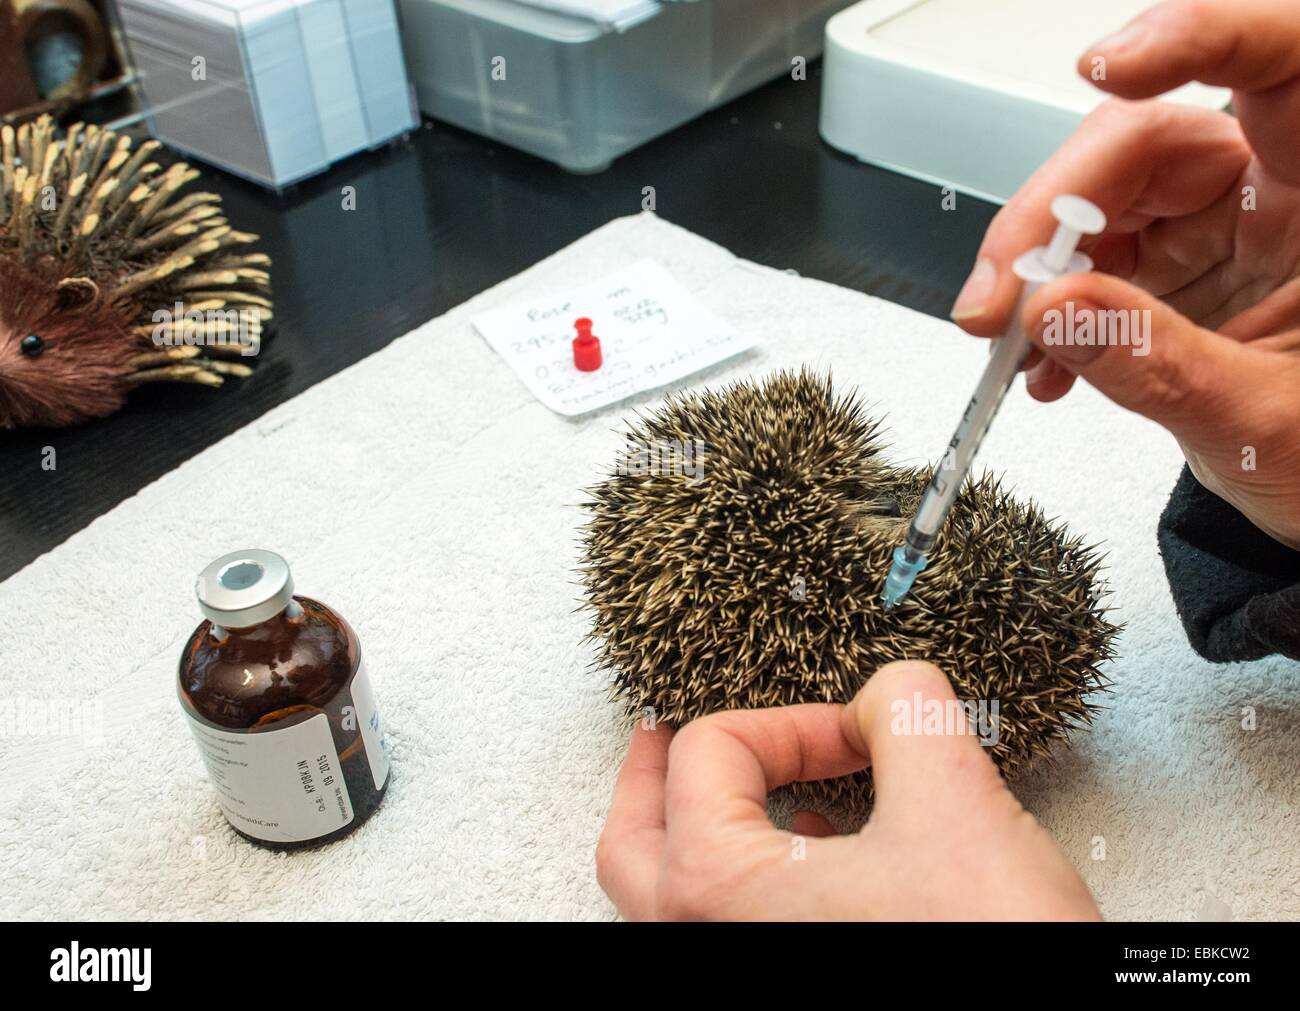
top-left (950, 0), bottom-right (1300, 549)
top-left (595, 660), bottom-right (1100, 921)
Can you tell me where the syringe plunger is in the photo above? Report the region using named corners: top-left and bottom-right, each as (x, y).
top-left (1043, 195), bottom-right (1108, 273)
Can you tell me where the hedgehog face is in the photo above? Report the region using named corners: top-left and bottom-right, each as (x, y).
top-left (0, 259), bottom-right (135, 429)
top-left (581, 370), bottom-right (1117, 819)
top-left (0, 116), bottom-right (272, 429)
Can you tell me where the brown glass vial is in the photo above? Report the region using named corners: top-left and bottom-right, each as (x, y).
top-left (179, 549), bottom-right (390, 849)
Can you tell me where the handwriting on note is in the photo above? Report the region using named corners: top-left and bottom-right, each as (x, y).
top-left (472, 260), bottom-right (756, 416)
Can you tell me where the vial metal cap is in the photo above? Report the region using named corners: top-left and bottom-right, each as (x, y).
top-left (196, 549), bottom-right (294, 629)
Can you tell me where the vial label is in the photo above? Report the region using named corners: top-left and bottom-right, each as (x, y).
top-left (349, 658), bottom-right (390, 791)
top-left (186, 712), bottom-right (354, 844)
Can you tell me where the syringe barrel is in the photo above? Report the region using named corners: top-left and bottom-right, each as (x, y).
top-left (907, 283), bottom-right (1040, 544)
top-left (908, 241), bottom-right (1097, 546)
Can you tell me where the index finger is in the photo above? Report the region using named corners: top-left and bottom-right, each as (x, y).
top-left (596, 721), bottom-right (673, 919)
top-left (951, 100), bottom-right (1247, 337)
top-left (1081, 0), bottom-right (1300, 183)
top-left (1083, 0), bottom-right (1300, 96)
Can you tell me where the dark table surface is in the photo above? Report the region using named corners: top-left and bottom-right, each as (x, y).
top-left (0, 63), bottom-right (996, 581)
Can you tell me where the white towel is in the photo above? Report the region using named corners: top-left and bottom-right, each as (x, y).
top-left (1, 213), bottom-right (1296, 920)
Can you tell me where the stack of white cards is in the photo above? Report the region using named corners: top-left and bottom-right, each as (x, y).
top-left (117, 0), bottom-right (419, 188)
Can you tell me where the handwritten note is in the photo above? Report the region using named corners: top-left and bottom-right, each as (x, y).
top-left (472, 260), bottom-right (756, 417)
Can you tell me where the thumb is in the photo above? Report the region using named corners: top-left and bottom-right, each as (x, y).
top-left (841, 661), bottom-right (1009, 826)
top-left (1024, 272), bottom-right (1256, 437)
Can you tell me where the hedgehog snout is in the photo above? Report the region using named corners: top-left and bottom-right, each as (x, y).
top-left (0, 337), bottom-right (33, 428)
top-left (0, 315), bottom-right (133, 429)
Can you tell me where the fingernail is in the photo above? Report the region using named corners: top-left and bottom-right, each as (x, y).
top-left (1034, 300), bottom-right (1105, 368)
top-left (950, 258), bottom-right (997, 321)
top-left (1092, 21), bottom-right (1149, 56)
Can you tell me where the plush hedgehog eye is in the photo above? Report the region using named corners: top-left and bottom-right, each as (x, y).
top-left (20, 334), bottom-right (45, 357)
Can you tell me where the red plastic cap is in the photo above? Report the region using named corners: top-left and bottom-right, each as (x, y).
top-left (573, 317), bottom-right (602, 371)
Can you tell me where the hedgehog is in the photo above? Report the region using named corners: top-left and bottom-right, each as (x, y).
top-left (0, 115), bottom-right (272, 429)
top-left (580, 369), bottom-right (1118, 820)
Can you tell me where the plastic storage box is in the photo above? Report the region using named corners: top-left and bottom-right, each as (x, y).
top-left (398, 0), bottom-right (856, 172)
top-left (118, 0), bottom-right (419, 189)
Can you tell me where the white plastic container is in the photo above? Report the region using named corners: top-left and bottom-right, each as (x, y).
top-left (398, 0), bottom-right (857, 173)
top-left (819, 0), bottom-right (1230, 203)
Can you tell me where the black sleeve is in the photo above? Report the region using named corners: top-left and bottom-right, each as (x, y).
top-left (1157, 465), bottom-right (1300, 662)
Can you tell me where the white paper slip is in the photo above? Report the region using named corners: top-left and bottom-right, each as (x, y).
top-left (472, 260), bottom-right (757, 417)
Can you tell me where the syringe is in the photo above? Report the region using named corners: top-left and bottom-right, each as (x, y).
top-left (881, 195), bottom-right (1107, 611)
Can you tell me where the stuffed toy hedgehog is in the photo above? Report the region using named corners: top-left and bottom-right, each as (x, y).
top-left (581, 370), bottom-right (1118, 818)
top-left (0, 115), bottom-right (271, 429)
